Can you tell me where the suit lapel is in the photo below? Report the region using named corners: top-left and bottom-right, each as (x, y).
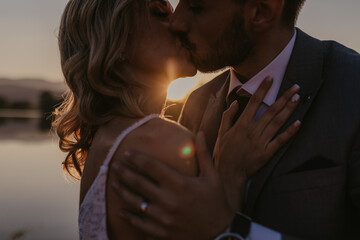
top-left (199, 74), bottom-right (230, 154)
top-left (244, 29), bottom-right (327, 216)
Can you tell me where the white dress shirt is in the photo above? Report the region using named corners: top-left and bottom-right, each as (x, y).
top-left (228, 30), bottom-right (297, 120)
top-left (219, 30), bottom-right (297, 240)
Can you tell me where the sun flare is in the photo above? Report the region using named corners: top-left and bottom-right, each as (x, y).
top-left (167, 76), bottom-right (198, 100)
top-left (167, 72), bottom-right (223, 100)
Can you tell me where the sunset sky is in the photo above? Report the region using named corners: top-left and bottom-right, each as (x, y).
top-left (1, 0), bottom-right (360, 99)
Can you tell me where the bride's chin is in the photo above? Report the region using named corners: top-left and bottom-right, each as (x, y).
top-left (176, 60), bottom-right (197, 78)
top-left (175, 66), bottom-right (197, 79)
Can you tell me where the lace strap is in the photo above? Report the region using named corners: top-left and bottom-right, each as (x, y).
top-left (102, 114), bottom-right (161, 167)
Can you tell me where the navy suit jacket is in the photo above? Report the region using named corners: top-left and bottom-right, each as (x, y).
top-left (179, 29), bottom-right (360, 239)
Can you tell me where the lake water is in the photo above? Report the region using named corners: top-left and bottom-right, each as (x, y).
top-left (0, 119), bottom-right (79, 240)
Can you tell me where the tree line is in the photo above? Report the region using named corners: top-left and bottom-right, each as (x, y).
top-left (0, 92), bottom-right (187, 130)
top-left (0, 91), bottom-right (62, 130)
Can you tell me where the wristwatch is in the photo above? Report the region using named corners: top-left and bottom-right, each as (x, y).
top-left (214, 213), bottom-right (252, 240)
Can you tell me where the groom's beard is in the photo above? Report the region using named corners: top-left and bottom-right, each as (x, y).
top-left (181, 15), bottom-right (254, 73)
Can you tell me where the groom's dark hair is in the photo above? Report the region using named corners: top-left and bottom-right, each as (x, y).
top-left (282, 0), bottom-right (306, 27)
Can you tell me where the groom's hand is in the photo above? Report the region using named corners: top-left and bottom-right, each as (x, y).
top-left (112, 133), bottom-right (234, 240)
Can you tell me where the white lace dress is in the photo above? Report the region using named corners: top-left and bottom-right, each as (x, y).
top-left (78, 114), bottom-right (160, 240)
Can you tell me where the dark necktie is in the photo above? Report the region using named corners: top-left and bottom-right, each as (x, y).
top-left (226, 87), bottom-right (251, 125)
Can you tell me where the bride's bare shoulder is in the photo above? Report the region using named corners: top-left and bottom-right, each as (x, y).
top-left (122, 117), bottom-right (198, 176)
top-left (106, 117), bottom-right (198, 239)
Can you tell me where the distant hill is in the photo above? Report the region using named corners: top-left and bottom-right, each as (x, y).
top-left (0, 78), bottom-right (67, 107)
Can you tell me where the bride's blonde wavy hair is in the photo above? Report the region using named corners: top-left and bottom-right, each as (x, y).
top-left (53, 0), bottom-right (149, 179)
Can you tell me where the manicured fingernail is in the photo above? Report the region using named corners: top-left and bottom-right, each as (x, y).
top-left (294, 120), bottom-right (301, 127)
top-left (291, 93), bottom-right (300, 103)
top-left (292, 84), bottom-right (300, 91)
top-left (230, 100), bottom-right (238, 107)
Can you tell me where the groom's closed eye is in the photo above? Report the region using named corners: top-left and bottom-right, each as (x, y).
top-left (188, 0), bottom-right (205, 14)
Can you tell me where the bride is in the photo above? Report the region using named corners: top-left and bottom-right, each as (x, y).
top-left (53, 0), bottom-right (300, 239)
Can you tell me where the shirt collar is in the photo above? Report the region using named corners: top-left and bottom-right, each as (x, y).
top-left (228, 30), bottom-right (297, 106)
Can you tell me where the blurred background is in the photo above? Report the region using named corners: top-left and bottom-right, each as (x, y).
top-left (0, 0), bottom-right (359, 239)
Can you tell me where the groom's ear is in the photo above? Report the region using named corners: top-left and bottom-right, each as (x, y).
top-left (246, 0), bottom-right (284, 32)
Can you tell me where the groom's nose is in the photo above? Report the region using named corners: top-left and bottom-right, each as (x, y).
top-left (169, 5), bottom-right (190, 34)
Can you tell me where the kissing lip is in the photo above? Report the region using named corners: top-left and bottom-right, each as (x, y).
top-left (181, 42), bottom-right (192, 52)
top-left (178, 35), bottom-right (196, 52)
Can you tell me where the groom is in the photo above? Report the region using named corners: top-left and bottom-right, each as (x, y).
top-left (117, 0), bottom-right (360, 239)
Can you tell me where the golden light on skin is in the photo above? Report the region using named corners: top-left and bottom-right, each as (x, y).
top-left (165, 58), bottom-right (177, 84)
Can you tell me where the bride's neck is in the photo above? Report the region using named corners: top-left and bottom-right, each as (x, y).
top-left (130, 69), bottom-right (171, 115)
top-left (140, 86), bottom-right (168, 115)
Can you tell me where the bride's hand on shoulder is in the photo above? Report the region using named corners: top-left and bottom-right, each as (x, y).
top-left (215, 76), bottom-right (301, 210)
